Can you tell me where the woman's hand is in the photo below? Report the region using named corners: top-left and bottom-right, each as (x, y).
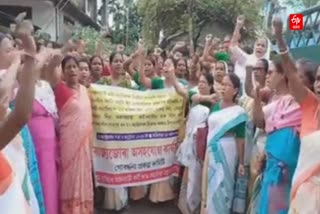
top-left (116, 44), bottom-right (125, 53)
top-left (209, 93), bottom-right (219, 104)
top-left (15, 14), bottom-right (36, 57)
top-left (272, 14), bottom-right (283, 38)
top-left (205, 34), bottom-right (213, 43)
top-left (236, 15), bottom-right (245, 27)
top-left (253, 83), bottom-right (262, 101)
top-left (245, 64), bottom-right (254, 72)
top-left (212, 37), bottom-right (221, 47)
top-left (238, 164), bottom-right (245, 176)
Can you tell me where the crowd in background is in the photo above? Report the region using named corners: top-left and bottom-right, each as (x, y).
top-left (0, 11), bottom-right (319, 214)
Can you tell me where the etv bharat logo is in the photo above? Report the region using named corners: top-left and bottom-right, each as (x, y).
top-left (289, 14), bottom-right (303, 30)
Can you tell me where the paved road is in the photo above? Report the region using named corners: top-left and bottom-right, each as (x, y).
top-left (96, 199), bottom-right (181, 214)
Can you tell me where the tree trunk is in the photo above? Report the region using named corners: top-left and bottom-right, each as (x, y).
top-left (102, 0), bottom-right (110, 29)
top-left (126, 7), bottom-right (129, 46)
top-left (188, 0), bottom-right (195, 56)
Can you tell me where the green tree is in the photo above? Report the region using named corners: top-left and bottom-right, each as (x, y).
top-left (108, 0), bottom-right (142, 49)
top-left (73, 27), bottom-right (114, 55)
top-left (137, 0), bottom-right (263, 48)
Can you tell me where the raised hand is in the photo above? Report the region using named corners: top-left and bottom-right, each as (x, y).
top-left (15, 12), bottom-right (27, 24)
top-left (205, 34), bottom-right (213, 43)
top-left (212, 37), bottom-right (221, 46)
top-left (253, 83), bottom-right (262, 100)
top-left (15, 13), bottom-right (36, 56)
top-left (209, 93), bottom-right (219, 104)
top-left (236, 15), bottom-right (245, 27)
top-left (245, 64), bottom-right (254, 72)
top-left (154, 47), bottom-right (163, 56)
top-left (272, 14), bottom-right (283, 37)
top-left (137, 39), bottom-right (145, 55)
top-left (116, 44), bottom-right (125, 53)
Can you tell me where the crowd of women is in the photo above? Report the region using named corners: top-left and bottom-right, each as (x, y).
top-left (0, 11), bottom-right (319, 214)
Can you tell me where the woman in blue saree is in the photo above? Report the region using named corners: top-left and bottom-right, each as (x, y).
top-left (251, 60), bottom-right (301, 214)
top-left (201, 73), bottom-right (247, 214)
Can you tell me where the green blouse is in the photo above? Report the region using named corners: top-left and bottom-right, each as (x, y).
top-left (210, 103), bottom-right (245, 138)
top-left (188, 90), bottom-right (212, 109)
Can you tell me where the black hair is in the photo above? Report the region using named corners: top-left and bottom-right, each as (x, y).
top-left (272, 58), bottom-right (289, 84)
top-left (109, 52), bottom-right (124, 64)
top-left (227, 73), bottom-right (241, 102)
top-left (201, 72), bottom-right (215, 94)
top-left (145, 55), bottom-right (156, 66)
top-left (61, 55), bottom-right (79, 72)
top-left (296, 58), bottom-right (317, 91)
top-left (176, 58), bottom-right (189, 80)
top-left (259, 58), bottom-right (269, 74)
top-left (89, 55), bottom-right (104, 70)
top-left (79, 57), bottom-right (90, 66)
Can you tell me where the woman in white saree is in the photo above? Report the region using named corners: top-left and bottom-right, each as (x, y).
top-left (171, 68), bottom-right (218, 214)
top-left (201, 73), bottom-right (248, 214)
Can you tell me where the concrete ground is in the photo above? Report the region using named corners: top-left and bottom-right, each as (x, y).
top-left (95, 199), bottom-right (181, 214)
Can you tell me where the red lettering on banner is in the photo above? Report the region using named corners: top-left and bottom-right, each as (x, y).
top-left (95, 165), bottom-right (181, 185)
top-left (131, 145), bottom-right (164, 157)
top-left (93, 148), bottom-right (129, 160)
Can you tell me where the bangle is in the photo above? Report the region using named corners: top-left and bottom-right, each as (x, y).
top-left (279, 48), bottom-right (289, 55)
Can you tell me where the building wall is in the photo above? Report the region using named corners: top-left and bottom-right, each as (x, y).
top-left (0, 0), bottom-right (64, 41)
top-left (0, 0), bottom-right (61, 41)
top-left (0, 0), bottom-right (99, 43)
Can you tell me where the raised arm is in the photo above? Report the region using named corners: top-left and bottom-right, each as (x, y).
top-left (0, 19), bottom-right (39, 149)
top-left (252, 84), bottom-right (265, 129)
top-left (244, 65), bottom-right (254, 97)
top-left (170, 69), bottom-right (188, 99)
top-left (43, 49), bottom-right (63, 88)
top-left (229, 15), bottom-right (248, 64)
top-left (273, 15), bottom-right (308, 103)
top-left (136, 41), bottom-right (152, 89)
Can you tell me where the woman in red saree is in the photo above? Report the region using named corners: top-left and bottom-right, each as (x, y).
top-left (44, 54), bottom-right (93, 214)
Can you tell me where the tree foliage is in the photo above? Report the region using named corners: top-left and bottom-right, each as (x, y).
top-left (108, 0), bottom-right (142, 49)
top-left (73, 26), bottom-right (114, 56)
top-left (137, 0), bottom-right (263, 47)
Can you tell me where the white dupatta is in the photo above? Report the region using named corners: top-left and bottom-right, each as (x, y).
top-left (35, 80), bottom-right (58, 120)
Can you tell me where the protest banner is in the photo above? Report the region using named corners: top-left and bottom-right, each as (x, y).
top-left (89, 85), bottom-right (185, 188)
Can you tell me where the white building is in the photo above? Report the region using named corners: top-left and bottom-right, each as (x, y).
top-left (0, 0), bottom-right (100, 43)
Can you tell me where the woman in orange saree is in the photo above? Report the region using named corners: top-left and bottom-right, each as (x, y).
top-left (273, 16), bottom-right (320, 213)
top-left (44, 53), bottom-right (94, 214)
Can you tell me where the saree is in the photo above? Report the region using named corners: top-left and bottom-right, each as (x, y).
top-left (202, 106), bottom-right (248, 214)
top-left (289, 130), bottom-right (320, 213)
top-left (9, 104), bottom-right (45, 214)
top-left (259, 128), bottom-right (300, 214)
top-left (56, 84), bottom-right (94, 214)
top-left (2, 133), bottom-right (40, 214)
top-left (177, 105), bottom-right (210, 214)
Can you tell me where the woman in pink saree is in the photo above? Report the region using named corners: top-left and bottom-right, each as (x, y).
top-left (44, 53), bottom-right (93, 214)
top-left (273, 16), bottom-right (320, 213)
